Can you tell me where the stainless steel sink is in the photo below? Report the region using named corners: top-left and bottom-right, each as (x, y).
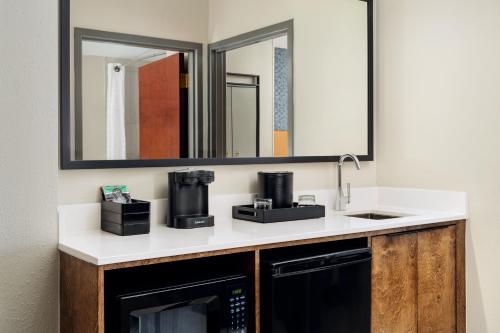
top-left (347, 213), bottom-right (401, 220)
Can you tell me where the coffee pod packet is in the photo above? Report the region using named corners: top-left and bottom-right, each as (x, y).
top-left (101, 185), bottom-right (132, 204)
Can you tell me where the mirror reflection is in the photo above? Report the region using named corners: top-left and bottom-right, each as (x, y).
top-left (79, 40), bottom-right (195, 160)
top-left (219, 34), bottom-right (291, 158)
top-left (69, 0), bottom-right (369, 162)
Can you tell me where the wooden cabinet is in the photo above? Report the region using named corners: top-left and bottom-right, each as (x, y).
top-left (371, 225), bottom-right (464, 333)
top-left (60, 221), bottom-right (465, 333)
top-left (417, 227), bottom-right (457, 332)
top-left (372, 231), bottom-right (418, 332)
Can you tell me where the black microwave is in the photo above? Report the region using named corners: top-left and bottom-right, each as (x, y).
top-left (108, 274), bottom-right (249, 333)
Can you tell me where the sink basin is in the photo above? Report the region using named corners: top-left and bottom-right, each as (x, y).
top-left (347, 213), bottom-right (401, 220)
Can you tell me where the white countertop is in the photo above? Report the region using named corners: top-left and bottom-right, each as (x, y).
top-left (58, 187), bottom-right (467, 266)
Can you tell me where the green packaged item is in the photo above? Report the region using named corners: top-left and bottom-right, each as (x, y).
top-left (101, 185), bottom-right (132, 203)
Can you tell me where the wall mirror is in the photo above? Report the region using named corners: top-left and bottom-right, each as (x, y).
top-left (60, 0), bottom-right (373, 169)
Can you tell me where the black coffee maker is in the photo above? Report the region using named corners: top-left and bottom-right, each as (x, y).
top-left (167, 170), bottom-right (215, 229)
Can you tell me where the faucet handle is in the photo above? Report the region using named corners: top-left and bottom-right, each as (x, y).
top-left (347, 183), bottom-right (351, 204)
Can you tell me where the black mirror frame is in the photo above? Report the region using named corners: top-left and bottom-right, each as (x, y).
top-left (59, 0), bottom-right (374, 170)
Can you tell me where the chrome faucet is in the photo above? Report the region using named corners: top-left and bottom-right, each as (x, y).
top-left (335, 154), bottom-right (361, 211)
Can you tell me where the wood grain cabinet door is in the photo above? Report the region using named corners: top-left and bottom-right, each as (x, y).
top-left (371, 226), bottom-right (457, 333)
top-left (372, 232), bottom-right (418, 333)
top-left (417, 226), bottom-right (457, 333)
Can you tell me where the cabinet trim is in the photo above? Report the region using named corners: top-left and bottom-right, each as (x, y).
top-left (60, 252), bottom-right (105, 333)
top-left (456, 222), bottom-right (466, 333)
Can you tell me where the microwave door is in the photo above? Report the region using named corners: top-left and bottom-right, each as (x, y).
top-left (124, 296), bottom-right (221, 333)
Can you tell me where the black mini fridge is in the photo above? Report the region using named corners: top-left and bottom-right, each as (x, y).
top-left (261, 248), bottom-right (372, 333)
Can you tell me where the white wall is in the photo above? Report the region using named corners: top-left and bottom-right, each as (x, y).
top-left (0, 0), bottom-right (59, 332)
top-left (376, 0), bottom-right (500, 331)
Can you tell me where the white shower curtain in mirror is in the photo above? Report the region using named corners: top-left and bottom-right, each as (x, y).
top-left (106, 63), bottom-right (126, 160)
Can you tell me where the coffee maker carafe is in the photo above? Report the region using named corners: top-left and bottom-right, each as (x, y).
top-left (167, 170), bottom-right (215, 229)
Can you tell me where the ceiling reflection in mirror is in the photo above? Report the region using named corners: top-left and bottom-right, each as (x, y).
top-left (68, 0), bottom-right (369, 162)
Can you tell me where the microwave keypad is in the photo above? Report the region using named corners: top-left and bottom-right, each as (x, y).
top-left (229, 292), bottom-right (247, 333)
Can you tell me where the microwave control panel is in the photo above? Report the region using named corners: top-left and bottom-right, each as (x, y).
top-left (228, 285), bottom-right (248, 333)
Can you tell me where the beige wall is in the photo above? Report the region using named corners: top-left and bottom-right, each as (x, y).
top-left (71, 0), bottom-right (208, 42)
top-left (376, 0), bottom-right (500, 331)
top-left (0, 0), bottom-right (59, 332)
top-left (59, 162), bottom-right (376, 204)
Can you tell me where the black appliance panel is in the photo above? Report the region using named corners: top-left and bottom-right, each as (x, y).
top-left (261, 249), bottom-right (371, 333)
top-left (113, 275), bottom-right (248, 333)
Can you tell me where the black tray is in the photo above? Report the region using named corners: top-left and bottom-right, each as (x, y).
top-left (232, 203), bottom-right (325, 223)
top-left (101, 199), bottom-right (151, 236)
